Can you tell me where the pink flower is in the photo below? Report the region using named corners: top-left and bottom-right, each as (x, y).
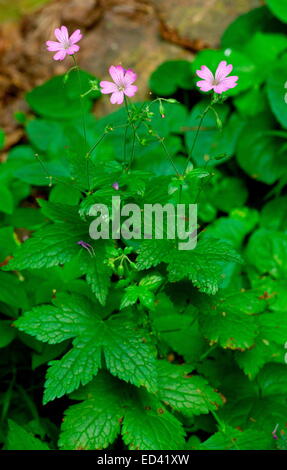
top-left (196, 61), bottom-right (238, 94)
top-left (46, 26), bottom-right (82, 61)
top-left (100, 65), bottom-right (138, 105)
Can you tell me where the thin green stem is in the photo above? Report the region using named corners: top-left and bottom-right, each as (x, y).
top-left (160, 137), bottom-right (181, 177)
top-left (71, 55), bottom-right (87, 150)
top-left (34, 154), bottom-right (84, 192)
top-left (184, 104), bottom-right (211, 174)
top-left (71, 55), bottom-right (90, 190)
top-left (85, 133), bottom-right (107, 160)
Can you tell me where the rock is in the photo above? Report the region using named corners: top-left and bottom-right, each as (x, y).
top-left (0, 0), bottom-right (260, 150)
top-left (154, 0), bottom-right (262, 48)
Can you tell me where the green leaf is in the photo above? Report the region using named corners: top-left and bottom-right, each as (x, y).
top-left (59, 373), bottom-right (123, 450)
top-left (26, 70), bottom-right (99, 119)
top-left (0, 272), bottom-right (29, 309)
top-left (26, 119), bottom-right (67, 154)
top-left (260, 196), bottom-right (287, 231)
top-left (0, 226), bottom-right (17, 261)
top-left (234, 294), bottom-right (287, 377)
top-left (4, 221), bottom-right (88, 270)
top-left (0, 185), bottom-right (13, 214)
top-left (199, 425), bottom-right (272, 450)
top-left (218, 364), bottom-right (287, 434)
top-left (197, 290), bottom-right (265, 350)
top-left (120, 285), bottom-right (140, 309)
top-left (156, 361), bottom-right (222, 416)
top-left (152, 299), bottom-right (206, 363)
top-left (0, 320), bottom-right (16, 348)
top-left (80, 244), bottom-right (112, 306)
top-left (122, 391), bottom-right (185, 450)
top-left (60, 373), bottom-right (186, 451)
top-left (44, 335), bottom-right (101, 403)
top-left (221, 7), bottom-right (275, 50)
top-left (149, 60), bottom-right (194, 96)
top-left (266, 0), bottom-right (287, 23)
top-left (246, 228), bottom-right (287, 278)
top-left (210, 177), bottom-right (248, 213)
top-left (15, 294), bottom-right (157, 402)
top-left (185, 102), bottom-right (244, 167)
top-left (136, 238), bottom-right (241, 295)
top-left (243, 33), bottom-right (287, 75)
top-left (266, 54), bottom-right (287, 128)
top-left (167, 238), bottom-right (242, 295)
top-left (14, 160), bottom-right (70, 186)
top-left (15, 294), bottom-right (96, 344)
top-left (234, 87), bottom-right (268, 117)
top-left (6, 420), bottom-right (50, 450)
top-left (49, 184), bottom-right (81, 205)
top-left (5, 207), bottom-right (46, 230)
top-left (236, 115), bottom-right (287, 184)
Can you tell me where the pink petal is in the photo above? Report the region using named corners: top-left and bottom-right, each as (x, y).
top-left (46, 40), bottom-right (62, 51)
top-left (69, 29), bottom-right (82, 45)
top-left (66, 45), bottom-right (80, 55)
top-left (224, 75), bottom-right (238, 85)
top-left (100, 80), bottom-right (118, 94)
top-left (60, 26), bottom-right (69, 42)
top-left (213, 84), bottom-right (227, 94)
top-left (124, 84), bottom-right (138, 97)
top-left (110, 91), bottom-right (124, 105)
top-left (214, 76), bottom-right (238, 93)
top-left (54, 28), bottom-right (64, 43)
top-left (196, 65), bottom-right (214, 82)
top-left (196, 80), bottom-right (213, 92)
top-left (123, 69), bottom-right (137, 85)
top-left (109, 65), bottom-right (125, 86)
top-left (215, 61), bottom-right (233, 81)
top-left (53, 50), bottom-right (67, 61)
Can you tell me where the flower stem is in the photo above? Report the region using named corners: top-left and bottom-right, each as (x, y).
top-left (124, 96), bottom-right (137, 170)
top-left (71, 54), bottom-right (90, 189)
top-left (184, 103), bottom-right (212, 174)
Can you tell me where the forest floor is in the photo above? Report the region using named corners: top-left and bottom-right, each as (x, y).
top-left (0, 0), bottom-right (261, 154)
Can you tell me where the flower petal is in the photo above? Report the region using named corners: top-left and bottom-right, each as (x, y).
top-left (124, 69), bottom-right (137, 85)
top-left (69, 29), bottom-right (82, 45)
top-left (110, 91), bottom-right (124, 104)
top-left (100, 80), bottom-right (118, 94)
top-left (196, 80), bottom-right (213, 92)
top-left (214, 76), bottom-right (238, 93)
top-left (124, 84), bottom-right (138, 97)
top-left (109, 65), bottom-right (125, 86)
top-left (54, 28), bottom-right (64, 43)
top-left (46, 40), bottom-right (62, 51)
top-left (66, 45), bottom-right (80, 55)
top-left (53, 50), bottom-right (67, 61)
top-left (196, 66), bottom-right (214, 82)
top-left (60, 26), bottom-right (69, 42)
top-left (215, 61), bottom-right (233, 81)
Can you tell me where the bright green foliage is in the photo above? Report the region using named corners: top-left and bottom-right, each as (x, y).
top-left (59, 366), bottom-right (220, 450)
top-left (156, 361), bottom-right (222, 416)
top-left (196, 425), bottom-right (273, 450)
top-left (59, 373), bottom-right (123, 450)
top-left (266, 0), bottom-right (287, 22)
top-left (6, 420), bottom-right (50, 450)
top-left (15, 294), bottom-right (158, 403)
top-left (136, 238), bottom-right (241, 294)
top-left (26, 70), bottom-right (100, 119)
top-left (149, 60), bottom-right (194, 95)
